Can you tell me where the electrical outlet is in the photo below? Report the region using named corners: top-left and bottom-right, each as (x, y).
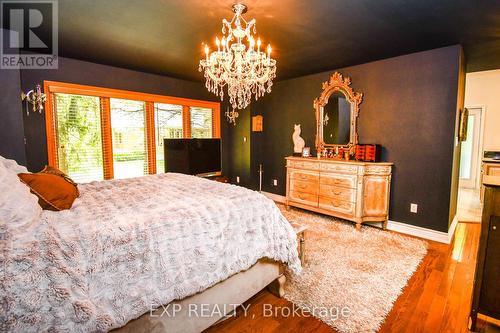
top-left (236, 176), bottom-right (240, 184)
top-left (410, 203), bottom-right (418, 213)
top-left (273, 179), bottom-right (278, 186)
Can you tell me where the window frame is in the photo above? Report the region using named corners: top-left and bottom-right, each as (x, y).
top-left (44, 80), bottom-right (221, 179)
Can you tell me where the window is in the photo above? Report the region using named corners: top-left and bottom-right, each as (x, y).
top-left (154, 103), bottom-right (183, 173)
top-left (53, 93), bottom-right (103, 183)
top-left (110, 99), bottom-right (148, 179)
top-left (190, 107), bottom-right (213, 138)
top-left (45, 81), bottom-right (220, 182)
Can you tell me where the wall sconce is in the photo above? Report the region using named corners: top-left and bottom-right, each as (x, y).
top-left (21, 84), bottom-right (46, 115)
top-left (225, 107), bottom-right (239, 125)
top-left (323, 112), bottom-right (330, 126)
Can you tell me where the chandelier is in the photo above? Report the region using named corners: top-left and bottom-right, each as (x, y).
top-left (199, 3), bottom-right (277, 124)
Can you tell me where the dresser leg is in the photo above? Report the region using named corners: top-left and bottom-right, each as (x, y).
top-left (355, 223), bottom-right (362, 231)
top-left (383, 219), bottom-right (388, 230)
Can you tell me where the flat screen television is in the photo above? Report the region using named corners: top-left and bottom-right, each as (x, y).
top-left (163, 138), bottom-right (221, 176)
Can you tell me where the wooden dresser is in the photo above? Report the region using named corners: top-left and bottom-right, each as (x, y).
top-left (285, 156), bottom-right (392, 230)
top-left (480, 160), bottom-right (500, 202)
top-left (469, 175), bottom-right (500, 330)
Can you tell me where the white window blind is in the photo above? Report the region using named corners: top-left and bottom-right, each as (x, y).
top-left (54, 93), bottom-right (104, 183)
top-left (46, 82), bottom-right (220, 181)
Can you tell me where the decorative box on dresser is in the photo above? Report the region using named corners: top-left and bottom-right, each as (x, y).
top-left (285, 156), bottom-right (393, 230)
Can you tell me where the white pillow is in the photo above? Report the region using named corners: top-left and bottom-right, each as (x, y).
top-left (0, 156), bottom-right (41, 230)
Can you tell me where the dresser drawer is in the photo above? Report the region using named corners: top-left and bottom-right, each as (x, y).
top-left (288, 169), bottom-right (320, 182)
top-left (319, 184), bottom-right (356, 202)
top-left (319, 197), bottom-right (355, 216)
top-left (320, 173), bottom-right (357, 189)
top-left (287, 159), bottom-right (320, 171)
top-left (365, 165), bottom-right (392, 175)
top-left (290, 179), bottom-right (319, 195)
top-left (320, 163), bottom-right (358, 174)
top-left (289, 191), bottom-right (318, 207)
top-left (485, 164), bottom-right (500, 176)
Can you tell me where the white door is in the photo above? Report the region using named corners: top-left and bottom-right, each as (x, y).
top-left (459, 108), bottom-right (482, 188)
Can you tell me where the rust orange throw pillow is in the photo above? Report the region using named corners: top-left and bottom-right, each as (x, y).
top-left (18, 167), bottom-right (79, 211)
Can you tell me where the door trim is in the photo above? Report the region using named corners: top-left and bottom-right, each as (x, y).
top-left (464, 105), bottom-right (486, 189)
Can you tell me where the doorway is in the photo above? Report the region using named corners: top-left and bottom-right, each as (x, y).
top-left (459, 107), bottom-right (482, 188)
top-left (457, 106), bottom-right (484, 222)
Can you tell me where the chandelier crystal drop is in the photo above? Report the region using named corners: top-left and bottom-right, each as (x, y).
top-left (199, 3), bottom-right (277, 123)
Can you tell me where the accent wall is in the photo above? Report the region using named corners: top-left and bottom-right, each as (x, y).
top-left (247, 45), bottom-right (464, 232)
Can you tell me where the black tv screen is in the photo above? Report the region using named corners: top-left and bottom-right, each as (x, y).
top-left (163, 138), bottom-right (221, 176)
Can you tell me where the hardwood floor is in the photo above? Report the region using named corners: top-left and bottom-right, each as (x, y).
top-left (206, 223), bottom-right (499, 333)
top-left (457, 188), bottom-right (482, 222)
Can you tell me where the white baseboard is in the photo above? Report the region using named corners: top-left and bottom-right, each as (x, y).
top-left (387, 214), bottom-right (458, 244)
top-left (262, 191), bottom-right (458, 244)
top-left (447, 215), bottom-right (459, 243)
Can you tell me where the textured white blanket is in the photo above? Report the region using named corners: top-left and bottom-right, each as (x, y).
top-left (2, 173), bottom-right (300, 332)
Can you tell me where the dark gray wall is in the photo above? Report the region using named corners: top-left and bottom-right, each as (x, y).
top-left (248, 45), bottom-right (463, 232)
top-left (0, 67), bottom-right (26, 165)
top-left (19, 56), bottom-right (230, 172)
top-left (0, 29), bottom-right (26, 165)
top-left (225, 105), bottom-right (252, 187)
top-left (448, 49), bottom-right (466, 227)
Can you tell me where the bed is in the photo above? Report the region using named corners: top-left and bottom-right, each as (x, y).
top-left (0, 157), bottom-right (301, 332)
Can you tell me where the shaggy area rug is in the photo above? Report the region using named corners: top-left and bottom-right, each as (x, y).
top-left (279, 205), bottom-right (428, 333)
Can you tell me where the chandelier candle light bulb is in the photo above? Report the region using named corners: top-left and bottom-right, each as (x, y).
top-left (199, 3), bottom-right (277, 124)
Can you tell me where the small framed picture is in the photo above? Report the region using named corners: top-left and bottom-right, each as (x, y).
top-left (458, 108), bottom-right (469, 141)
top-left (302, 147), bottom-right (311, 157)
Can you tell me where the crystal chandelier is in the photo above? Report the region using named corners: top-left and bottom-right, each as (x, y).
top-left (199, 3), bottom-right (277, 124)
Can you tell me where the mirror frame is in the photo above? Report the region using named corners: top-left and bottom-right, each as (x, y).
top-left (313, 72), bottom-right (363, 153)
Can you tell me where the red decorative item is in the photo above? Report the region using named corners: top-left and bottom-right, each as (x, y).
top-left (355, 144), bottom-right (381, 162)
top-left (355, 145), bottom-right (365, 161)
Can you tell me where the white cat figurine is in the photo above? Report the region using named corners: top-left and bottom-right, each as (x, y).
top-left (292, 124), bottom-right (305, 154)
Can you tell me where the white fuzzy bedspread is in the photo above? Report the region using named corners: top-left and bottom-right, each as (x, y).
top-left (2, 173), bottom-right (300, 332)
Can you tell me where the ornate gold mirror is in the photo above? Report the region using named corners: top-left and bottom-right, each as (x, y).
top-left (313, 72), bottom-right (363, 153)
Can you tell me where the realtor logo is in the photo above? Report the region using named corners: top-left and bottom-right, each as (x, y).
top-left (1, 0), bottom-right (58, 69)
